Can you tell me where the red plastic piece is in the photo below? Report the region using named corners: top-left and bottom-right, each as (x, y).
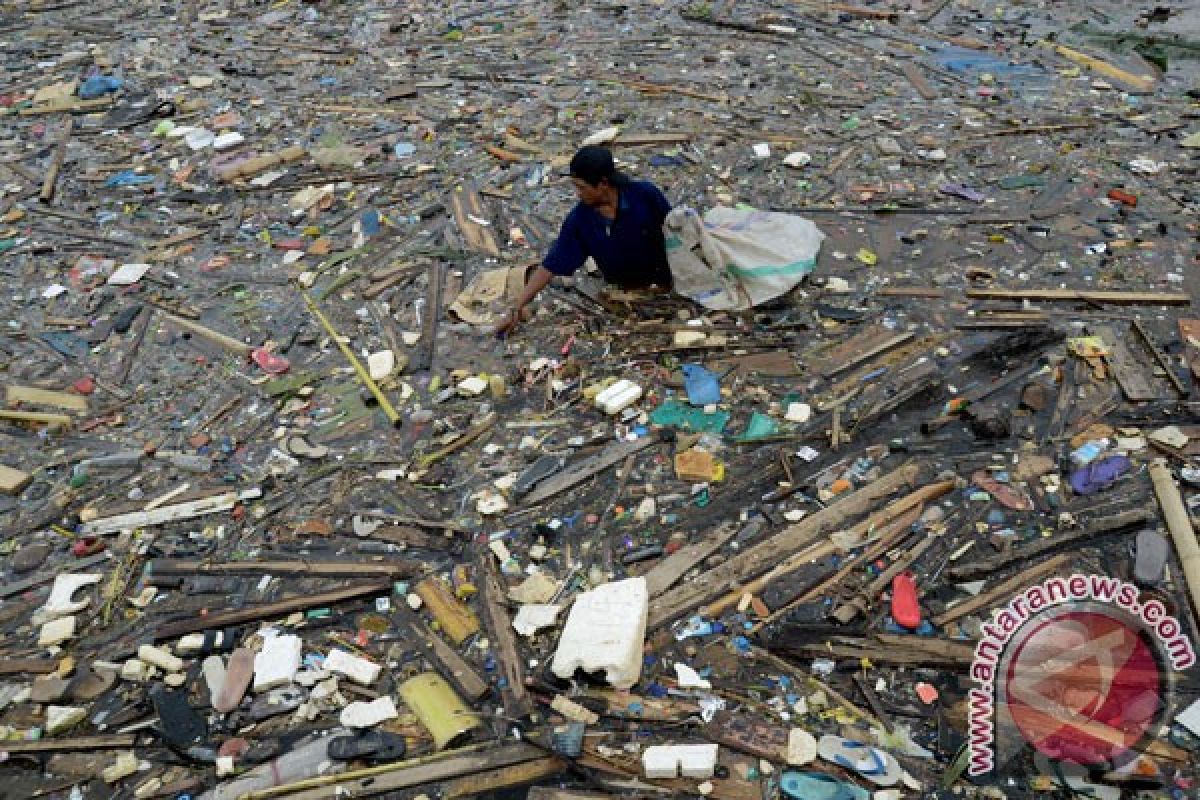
top-left (891, 572), bottom-right (921, 629)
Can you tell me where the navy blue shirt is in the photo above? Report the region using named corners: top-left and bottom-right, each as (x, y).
top-left (543, 180), bottom-right (673, 288)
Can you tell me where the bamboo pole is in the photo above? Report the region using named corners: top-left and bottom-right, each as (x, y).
top-left (1150, 460), bottom-right (1200, 620)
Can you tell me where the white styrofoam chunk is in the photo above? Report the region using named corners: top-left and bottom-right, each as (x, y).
top-left (551, 576), bottom-right (647, 688)
top-left (595, 380), bottom-right (643, 415)
top-left (324, 648), bottom-right (381, 686)
top-left (38, 616), bottom-right (76, 647)
top-left (340, 696), bottom-right (399, 728)
top-left (43, 573), bottom-right (102, 617)
top-left (253, 633), bottom-right (302, 692)
top-left (137, 644), bottom-right (183, 673)
top-left (642, 744), bottom-right (719, 779)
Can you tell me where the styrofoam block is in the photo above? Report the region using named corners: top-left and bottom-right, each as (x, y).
top-left (642, 744), bottom-right (719, 779)
top-left (551, 577), bottom-right (647, 688)
top-left (324, 648), bottom-right (381, 686)
top-left (43, 573), bottom-right (101, 617)
top-left (340, 696), bottom-right (398, 728)
top-left (253, 633), bottom-right (302, 692)
top-left (137, 644), bottom-right (183, 673)
top-left (595, 380), bottom-right (643, 415)
top-left (38, 616), bottom-right (76, 647)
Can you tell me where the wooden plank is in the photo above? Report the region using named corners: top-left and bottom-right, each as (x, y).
top-left (1094, 323), bottom-right (1159, 401)
top-left (5, 385), bottom-right (88, 412)
top-left (641, 520), bottom-right (746, 597)
top-left (476, 556), bottom-right (533, 718)
top-left (392, 607), bottom-right (489, 703)
top-left (445, 756), bottom-right (566, 799)
top-left (648, 464), bottom-right (921, 629)
top-left (522, 435), bottom-right (661, 507)
top-left (0, 658), bottom-right (58, 675)
top-left (807, 327), bottom-right (915, 378)
top-left (611, 132), bottom-right (693, 146)
top-left (0, 409), bottom-right (74, 427)
top-left (900, 62), bottom-right (937, 100)
top-left (154, 581), bottom-right (391, 640)
top-left (966, 288), bottom-right (1190, 306)
top-left (0, 464), bottom-right (32, 495)
top-left (1133, 318), bottom-right (1188, 396)
top-left (39, 116), bottom-right (73, 204)
top-left (1179, 319), bottom-right (1200, 379)
top-left (449, 187), bottom-right (500, 257)
top-left (80, 488), bottom-right (261, 535)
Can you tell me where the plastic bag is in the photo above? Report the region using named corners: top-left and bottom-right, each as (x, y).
top-left (663, 206), bottom-right (824, 311)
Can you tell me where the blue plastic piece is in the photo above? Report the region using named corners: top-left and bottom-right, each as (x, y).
top-left (681, 363), bottom-right (721, 406)
top-left (105, 170), bottom-right (155, 188)
top-left (79, 75), bottom-right (122, 100)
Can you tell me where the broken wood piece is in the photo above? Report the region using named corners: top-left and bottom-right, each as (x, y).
top-left (483, 144), bottom-right (522, 163)
top-left (1132, 318), bottom-right (1188, 396)
top-left (415, 411), bottom-right (496, 471)
top-left (449, 186), bottom-right (501, 257)
top-left (445, 757), bottom-right (567, 799)
top-left (215, 144), bottom-right (306, 182)
top-left (642, 520), bottom-right (746, 597)
top-left (0, 658), bottom-right (57, 675)
top-left (648, 463), bottom-right (921, 629)
top-left (160, 311), bottom-right (252, 356)
top-left (6, 385), bottom-right (88, 413)
top-left (39, 117), bottom-right (73, 204)
top-left (522, 435), bottom-right (662, 507)
top-left (391, 606), bottom-right (489, 702)
top-left (1041, 41), bottom-right (1158, 93)
top-left (0, 735), bottom-right (135, 753)
top-left (1150, 460), bottom-right (1200, 622)
top-left (933, 554), bottom-right (1071, 627)
top-left (242, 742), bottom-right (545, 800)
top-left (476, 555), bottom-right (533, 718)
top-left (414, 577), bottom-right (480, 645)
top-left (831, 534), bottom-right (935, 623)
top-left (900, 62), bottom-right (937, 100)
top-left (80, 488), bottom-right (261, 535)
top-left (0, 464), bottom-right (32, 495)
top-left (146, 559), bottom-right (415, 578)
top-left (155, 581), bottom-right (391, 640)
top-left (0, 409), bottom-right (73, 428)
top-left (966, 288), bottom-right (1189, 306)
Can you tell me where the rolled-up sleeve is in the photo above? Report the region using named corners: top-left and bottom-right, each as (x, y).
top-left (543, 212), bottom-right (587, 277)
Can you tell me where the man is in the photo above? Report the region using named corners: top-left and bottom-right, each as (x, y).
top-left (497, 145), bottom-right (672, 334)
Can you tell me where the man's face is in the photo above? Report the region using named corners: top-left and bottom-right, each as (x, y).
top-left (571, 176), bottom-right (608, 207)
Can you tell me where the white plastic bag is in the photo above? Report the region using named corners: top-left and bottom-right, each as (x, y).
top-left (664, 206), bottom-right (824, 310)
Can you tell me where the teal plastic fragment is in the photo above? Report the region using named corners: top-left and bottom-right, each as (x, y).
top-left (648, 397), bottom-right (729, 433)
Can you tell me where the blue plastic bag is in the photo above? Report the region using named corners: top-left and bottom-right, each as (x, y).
top-left (79, 75), bottom-right (122, 100)
top-left (681, 363), bottom-right (721, 406)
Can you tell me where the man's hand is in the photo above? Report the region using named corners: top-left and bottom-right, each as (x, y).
top-left (495, 306), bottom-right (524, 336)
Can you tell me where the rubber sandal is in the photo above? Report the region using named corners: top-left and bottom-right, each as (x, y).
top-left (1069, 454), bottom-right (1131, 496)
top-left (328, 730), bottom-right (407, 763)
top-left (970, 470), bottom-right (1032, 511)
top-left (98, 95), bottom-right (176, 130)
top-left (213, 647), bottom-right (254, 713)
top-left (251, 347), bottom-right (290, 375)
top-left (1134, 529), bottom-right (1169, 585)
top-left (66, 664), bottom-right (117, 701)
top-left (817, 735), bottom-right (902, 787)
top-left (241, 687), bottom-right (304, 722)
top-left (151, 688), bottom-right (207, 751)
top-left (780, 770), bottom-right (869, 800)
top-left (891, 572), bottom-right (921, 629)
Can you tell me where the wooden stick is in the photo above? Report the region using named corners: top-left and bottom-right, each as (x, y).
top-left (146, 559), bottom-right (416, 578)
top-left (933, 554), bottom-right (1071, 627)
top-left (445, 756), bottom-right (565, 798)
top-left (831, 534), bottom-right (936, 623)
top-left (966, 288), bottom-right (1189, 306)
top-left (0, 735), bottom-right (135, 753)
top-left (160, 310), bottom-right (251, 356)
top-left (1150, 460), bottom-right (1200, 621)
top-left (154, 581), bottom-right (391, 640)
top-left (415, 412), bottom-right (497, 471)
top-left (477, 555), bottom-right (533, 718)
top-left (39, 116), bottom-right (73, 204)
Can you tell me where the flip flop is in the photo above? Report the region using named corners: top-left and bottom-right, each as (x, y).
top-left (1134, 529), bottom-right (1169, 585)
top-left (251, 347), bottom-right (290, 375)
top-left (1070, 454), bottom-right (1132, 496)
top-left (817, 735), bottom-right (902, 787)
top-left (970, 470), bottom-right (1032, 510)
top-left (891, 572), bottom-right (921, 630)
top-left (151, 688), bottom-right (207, 751)
top-left (328, 730), bottom-right (407, 763)
top-left (98, 94), bottom-right (176, 131)
top-left (780, 770), bottom-right (869, 800)
top-left (66, 664), bottom-right (117, 701)
top-left (213, 647), bottom-right (254, 713)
